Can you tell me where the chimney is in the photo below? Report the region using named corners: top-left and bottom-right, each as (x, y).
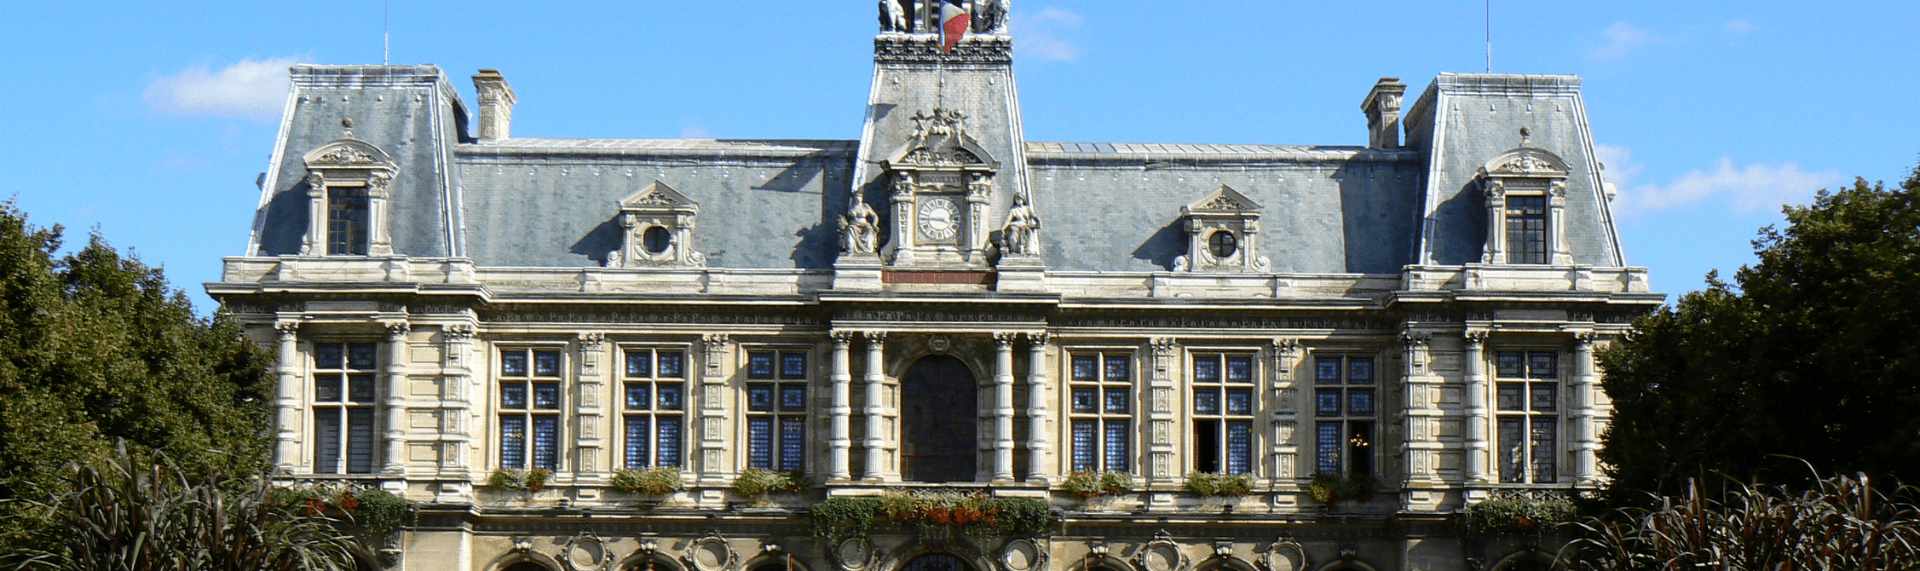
top-left (1362, 77), bottom-right (1407, 149)
top-left (472, 69), bottom-right (517, 141)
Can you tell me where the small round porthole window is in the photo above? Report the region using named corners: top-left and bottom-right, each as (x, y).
top-left (643, 226), bottom-right (673, 254)
top-left (1208, 230), bottom-right (1237, 258)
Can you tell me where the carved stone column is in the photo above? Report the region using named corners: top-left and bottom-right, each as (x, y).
top-left (273, 320), bottom-right (303, 474)
top-left (966, 175), bottom-right (991, 263)
top-left (1463, 330), bottom-right (1491, 484)
top-left (829, 331), bottom-right (856, 481)
top-left (1147, 337), bottom-right (1179, 484)
top-left (1480, 180), bottom-right (1508, 264)
top-left (698, 334), bottom-right (731, 484)
top-left (439, 324), bottom-right (476, 487)
top-left (1550, 181), bottom-right (1573, 265)
top-left (862, 331), bottom-right (890, 481)
top-left (1573, 332), bottom-right (1600, 486)
top-left (380, 322), bottom-right (410, 481)
top-left (992, 332), bottom-right (1017, 482)
top-left (574, 333), bottom-right (607, 477)
top-left (1270, 338), bottom-right (1300, 485)
top-left (1025, 332), bottom-right (1051, 483)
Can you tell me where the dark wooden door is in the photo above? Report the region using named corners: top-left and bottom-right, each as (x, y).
top-left (901, 355), bottom-right (977, 482)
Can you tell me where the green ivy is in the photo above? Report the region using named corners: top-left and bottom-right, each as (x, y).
top-left (1185, 472), bottom-right (1255, 497)
top-left (810, 494), bottom-right (1055, 542)
top-left (611, 467), bottom-right (685, 496)
top-left (1464, 496), bottom-right (1578, 536)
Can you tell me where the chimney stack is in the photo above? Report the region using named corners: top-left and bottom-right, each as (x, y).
top-left (1362, 77), bottom-right (1407, 149)
top-left (473, 69), bottom-right (517, 141)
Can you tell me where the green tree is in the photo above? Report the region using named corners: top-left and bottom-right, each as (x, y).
top-left (1598, 161), bottom-right (1920, 501)
top-left (0, 201), bottom-right (275, 543)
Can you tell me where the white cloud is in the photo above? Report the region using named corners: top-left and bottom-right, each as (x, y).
top-left (143, 57), bottom-right (301, 119)
top-left (1010, 7), bottom-right (1083, 63)
top-left (1724, 19), bottom-right (1759, 35)
top-left (1598, 143), bottom-right (1843, 216)
top-left (1590, 21), bottom-right (1654, 62)
top-left (680, 122), bottom-right (711, 139)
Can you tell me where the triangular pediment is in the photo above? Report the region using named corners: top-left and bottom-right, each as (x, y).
top-left (1482, 147), bottom-right (1570, 178)
top-left (302, 138), bottom-right (395, 168)
top-left (1183, 185), bottom-right (1262, 214)
top-left (619, 180), bottom-right (697, 212)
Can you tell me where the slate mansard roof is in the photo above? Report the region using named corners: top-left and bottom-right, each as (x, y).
top-left (246, 63), bottom-right (1629, 276)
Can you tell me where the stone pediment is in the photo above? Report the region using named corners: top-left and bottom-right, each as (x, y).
top-left (302, 138), bottom-right (395, 169)
top-left (880, 108), bottom-right (1000, 171)
top-left (1481, 147), bottom-right (1570, 178)
top-left (619, 180), bottom-right (698, 213)
top-left (1182, 185), bottom-right (1263, 216)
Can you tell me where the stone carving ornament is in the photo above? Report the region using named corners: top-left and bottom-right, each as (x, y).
top-left (687, 532), bottom-right (739, 571)
top-left (998, 538), bottom-right (1046, 571)
top-left (972, 0), bottom-right (1010, 34)
top-left (1133, 532), bottom-right (1190, 571)
top-left (561, 532), bottom-right (614, 571)
top-left (1259, 537), bottom-right (1307, 571)
top-left (879, 0), bottom-right (908, 32)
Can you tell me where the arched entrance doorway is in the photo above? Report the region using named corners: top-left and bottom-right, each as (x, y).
top-left (901, 553), bottom-right (973, 571)
top-left (901, 355), bottom-right (978, 482)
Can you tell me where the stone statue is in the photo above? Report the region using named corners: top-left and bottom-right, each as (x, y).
top-left (1001, 192), bottom-right (1040, 256)
top-left (973, 0), bottom-right (1009, 33)
top-left (879, 0), bottom-right (907, 32)
top-left (840, 195), bottom-right (881, 255)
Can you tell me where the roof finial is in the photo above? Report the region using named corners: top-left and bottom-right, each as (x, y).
top-left (1519, 125), bottom-right (1531, 146)
top-left (342, 117), bottom-right (355, 138)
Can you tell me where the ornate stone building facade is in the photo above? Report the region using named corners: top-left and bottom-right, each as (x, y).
top-left (212, 7), bottom-right (1659, 571)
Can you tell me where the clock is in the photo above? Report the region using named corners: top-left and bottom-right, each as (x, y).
top-left (917, 197), bottom-right (960, 242)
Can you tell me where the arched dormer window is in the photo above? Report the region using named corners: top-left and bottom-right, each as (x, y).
top-left (1174, 185), bottom-right (1270, 273)
top-left (606, 180), bottom-right (705, 268)
top-left (1479, 147), bottom-right (1572, 265)
top-left (299, 138), bottom-right (398, 256)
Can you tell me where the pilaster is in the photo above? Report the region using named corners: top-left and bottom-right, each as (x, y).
top-left (1147, 337), bottom-right (1179, 484)
top-left (1572, 332), bottom-right (1599, 486)
top-left (1463, 329), bottom-right (1491, 489)
top-left (697, 333), bottom-right (731, 485)
top-left (1269, 338), bottom-right (1301, 491)
top-left (437, 323), bottom-right (476, 502)
top-left (574, 332), bottom-right (608, 481)
top-left (862, 331), bottom-right (893, 481)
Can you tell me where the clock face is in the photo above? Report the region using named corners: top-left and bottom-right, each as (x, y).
top-left (917, 197), bottom-right (960, 243)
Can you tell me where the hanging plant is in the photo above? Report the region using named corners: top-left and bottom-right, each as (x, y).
top-left (1185, 472), bottom-right (1256, 497)
top-left (732, 468), bottom-right (807, 499)
top-left (811, 493), bottom-right (1055, 543)
top-left (488, 468), bottom-right (551, 492)
top-left (1465, 496), bottom-right (1578, 536)
top-left (611, 467), bottom-right (685, 497)
top-left (1063, 471), bottom-right (1135, 500)
top-left (1308, 474), bottom-right (1374, 504)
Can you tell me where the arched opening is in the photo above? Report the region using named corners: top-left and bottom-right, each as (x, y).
top-left (1490, 552), bottom-right (1557, 571)
top-left (505, 563), bottom-right (554, 571)
top-left (901, 553), bottom-right (973, 571)
top-left (901, 356), bottom-right (979, 482)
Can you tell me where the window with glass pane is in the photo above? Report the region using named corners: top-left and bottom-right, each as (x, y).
top-left (312, 341), bottom-right (378, 474)
top-left (622, 348), bottom-right (685, 469)
top-left (326, 187), bottom-right (370, 255)
top-left (1313, 354), bottom-right (1375, 478)
top-left (1505, 194), bottom-right (1548, 264)
top-left (746, 349), bottom-right (809, 471)
top-left (1067, 351), bottom-right (1132, 472)
top-left (1193, 353), bottom-right (1256, 475)
top-left (501, 348), bottom-right (563, 470)
top-left (1495, 350), bottom-right (1559, 483)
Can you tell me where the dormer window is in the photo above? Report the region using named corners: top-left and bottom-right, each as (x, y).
top-left (1174, 185), bottom-right (1270, 273)
top-left (299, 138), bottom-right (397, 257)
top-left (606, 180), bottom-right (706, 268)
top-left (1479, 146), bottom-right (1572, 265)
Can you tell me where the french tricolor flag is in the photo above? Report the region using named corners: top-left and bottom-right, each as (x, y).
top-left (940, 0), bottom-right (971, 53)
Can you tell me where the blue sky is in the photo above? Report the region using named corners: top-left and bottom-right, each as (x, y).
top-left (3, 1), bottom-right (1916, 311)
